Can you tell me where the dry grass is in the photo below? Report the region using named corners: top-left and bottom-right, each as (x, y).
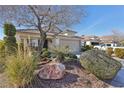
top-left (5, 47), bottom-right (37, 87)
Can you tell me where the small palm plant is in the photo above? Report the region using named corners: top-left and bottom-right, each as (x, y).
top-left (50, 46), bottom-right (70, 62)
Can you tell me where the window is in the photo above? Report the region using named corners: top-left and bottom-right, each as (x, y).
top-left (106, 44), bottom-right (111, 46)
top-left (91, 42), bottom-right (99, 45)
top-left (101, 44), bottom-right (105, 47)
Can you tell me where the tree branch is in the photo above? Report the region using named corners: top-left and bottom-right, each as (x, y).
top-left (53, 25), bottom-right (63, 38)
top-left (45, 21), bottom-right (52, 32)
top-left (28, 5), bottom-right (40, 21)
top-left (40, 7), bottom-right (51, 25)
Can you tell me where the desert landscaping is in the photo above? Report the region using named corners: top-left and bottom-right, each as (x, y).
top-left (0, 5), bottom-right (124, 88)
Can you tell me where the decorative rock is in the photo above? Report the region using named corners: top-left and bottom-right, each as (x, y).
top-left (80, 50), bottom-right (122, 80)
top-left (39, 62), bottom-right (65, 79)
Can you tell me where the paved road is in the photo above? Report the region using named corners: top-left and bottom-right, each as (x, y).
top-left (107, 58), bottom-right (124, 87)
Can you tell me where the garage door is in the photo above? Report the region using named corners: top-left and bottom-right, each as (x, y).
top-left (59, 39), bottom-right (80, 54)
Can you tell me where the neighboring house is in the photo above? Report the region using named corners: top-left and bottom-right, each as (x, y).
top-left (99, 35), bottom-right (115, 43)
top-left (81, 35), bottom-right (100, 46)
top-left (99, 35), bottom-right (118, 46)
top-left (81, 35), bottom-right (118, 47)
top-left (16, 29), bottom-right (81, 54)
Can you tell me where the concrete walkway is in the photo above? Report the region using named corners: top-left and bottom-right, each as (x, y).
top-left (107, 57), bottom-right (124, 87)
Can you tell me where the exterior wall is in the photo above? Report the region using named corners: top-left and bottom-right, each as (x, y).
top-left (16, 31), bottom-right (81, 54)
top-left (58, 36), bottom-right (81, 54)
top-left (48, 38), bottom-right (57, 48)
top-left (61, 30), bottom-right (76, 36)
top-left (85, 41), bottom-right (99, 46)
top-left (85, 41), bottom-right (91, 46)
top-left (62, 32), bottom-right (76, 36)
top-left (16, 33), bottom-right (40, 47)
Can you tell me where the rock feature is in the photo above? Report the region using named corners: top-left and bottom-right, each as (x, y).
top-left (80, 50), bottom-right (122, 80)
top-left (39, 62), bottom-right (65, 79)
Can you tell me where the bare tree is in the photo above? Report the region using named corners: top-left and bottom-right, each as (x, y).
top-left (112, 30), bottom-right (124, 46)
top-left (0, 5), bottom-right (85, 54)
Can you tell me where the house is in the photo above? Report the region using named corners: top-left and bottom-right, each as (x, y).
top-left (99, 35), bottom-right (118, 46)
top-left (81, 35), bottom-right (100, 46)
top-left (81, 35), bottom-right (118, 47)
top-left (15, 28), bottom-right (81, 54)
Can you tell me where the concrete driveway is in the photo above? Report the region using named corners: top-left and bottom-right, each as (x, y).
top-left (107, 57), bottom-right (124, 87)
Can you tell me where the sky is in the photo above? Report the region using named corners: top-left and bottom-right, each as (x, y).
top-left (73, 5), bottom-right (124, 36)
top-left (1, 5), bottom-right (124, 39)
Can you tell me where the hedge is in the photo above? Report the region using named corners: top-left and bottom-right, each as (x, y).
top-left (114, 48), bottom-right (124, 58)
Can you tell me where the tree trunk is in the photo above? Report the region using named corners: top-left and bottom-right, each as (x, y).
top-left (38, 31), bottom-right (47, 56)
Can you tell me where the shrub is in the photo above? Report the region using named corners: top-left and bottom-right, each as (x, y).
top-left (68, 53), bottom-right (77, 59)
top-left (0, 40), bottom-right (5, 50)
top-left (0, 40), bottom-right (6, 73)
top-left (114, 48), bottom-right (124, 58)
top-left (41, 48), bottom-right (51, 58)
top-left (50, 46), bottom-right (70, 62)
top-left (106, 48), bottom-right (113, 56)
top-left (3, 23), bottom-right (17, 54)
top-left (0, 56), bottom-right (6, 73)
top-left (0, 40), bottom-right (5, 56)
top-left (4, 36), bottom-right (17, 53)
top-left (65, 53), bottom-right (77, 60)
top-left (4, 23), bottom-right (16, 36)
top-left (41, 51), bottom-right (51, 58)
top-left (5, 48), bottom-right (37, 87)
top-left (81, 45), bottom-right (93, 52)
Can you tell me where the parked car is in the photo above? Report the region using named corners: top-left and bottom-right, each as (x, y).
top-left (94, 43), bottom-right (124, 51)
top-left (94, 44), bottom-right (112, 50)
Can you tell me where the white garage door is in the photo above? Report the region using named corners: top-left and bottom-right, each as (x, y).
top-left (59, 39), bottom-right (80, 54)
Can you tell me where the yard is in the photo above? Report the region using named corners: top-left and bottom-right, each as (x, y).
top-left (1, 43), bottom-right (123, 88)
top-left (0, 16), bottom-right (123, 88)
top-left (0, 59), bottom-right (111, 88)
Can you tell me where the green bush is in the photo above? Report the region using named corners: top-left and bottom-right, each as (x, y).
top-left (114, 48), bottom-right (124, 58)
top-left (0, 40), bottom-right (5, 50)
top-left (0, 40), bottom-right (6, 73)
top-left (4, 36), bottom-right (17, 54)
top-left (42, 48), bottom-right (47, 52)
top-left (50, 46), bottom-right (70, 62)
top-left (41, 48), bottom-right (51, 58)
top-left (65, 53), bottom-right (77, 60)
top-left (5, 49), bottom-right (37, 87)
top-left (4, 23), bottom-right (16, 36)
top-left (68, 53), bottom-right (77, 59)
top-left (50, 46), bottom-right (78, 62)
top-left (106, 48), bottom-right (113, 56)
top-left (81, 45), bottom-right (93, 52)
top-left (3, 23), bottom-right (17, 55)
top-left (0, 40), bottom-right (5, 56)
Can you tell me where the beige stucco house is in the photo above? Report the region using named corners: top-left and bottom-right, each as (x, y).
top-left (15, 29), bottom-right (81, 54)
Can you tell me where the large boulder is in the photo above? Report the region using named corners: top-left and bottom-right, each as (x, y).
top-left (80, 50), bottom-right (122, 80)
top-left (39, 62), bottom-right (65, 79)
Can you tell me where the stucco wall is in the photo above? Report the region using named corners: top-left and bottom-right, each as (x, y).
top-left (16, 32), bottom-right (81, 54)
